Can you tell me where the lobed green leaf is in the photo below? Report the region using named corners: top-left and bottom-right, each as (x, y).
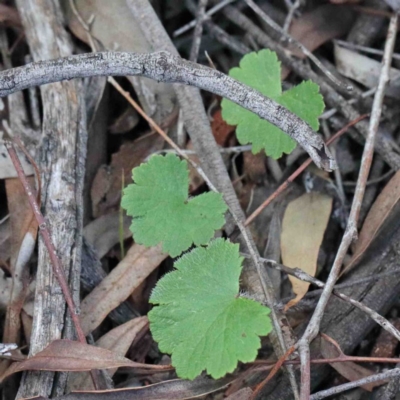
top-left (121, 154), bottom-right (227, 257)
top-left (221, 49), bottom-right (324, 159)
top-left (149, 239), bottom-right (272, 379)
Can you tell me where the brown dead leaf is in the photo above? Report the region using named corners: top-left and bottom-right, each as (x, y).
top-left (0, 339), bottom-right (145, 383)
top-left (69, 316), bottom-right (149, 391)
top-left (282, 5), bottom-right (355, 78)
top-left (281, 192), bottom-right (332, 310)
top-left (321, 335), bottom-right (386, 391)
top-left (343, 171), bottom-right (400, 275)
top-left (243, 152), bottom-right (266, 185)
top-left (0, 4), bottom-right (21, 28)
top-left (80, 244), bottom-right (167, 335)
top-left (91, 133), bottom-right (164, 217)
top-left (109, 107), bottom-right (139, 134)
top-left (211, 109), bottom-right (235, 146)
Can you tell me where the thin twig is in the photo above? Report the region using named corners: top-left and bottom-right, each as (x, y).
top-left (310, 368), bottom-right (400, 400)
top-left (152, 145), bottom-right (253, 157)
top-left (335, 39), bottom-right (400, 61)
top-left (244, 114), bottom-right (368, 227)
top-left (251, 256), bottom-right (400, 360)
top-left (189, 0), bottom-right (208, 62)
top-left (108, 77), bottom-right (220, 192)
top-left (283, 0), bottom-right (300, 32)
top-left (174, 0), bottom-right (236, 36)
top-left (297, 13), bottom-right (398, 400)
top-left (0, 51), bottom-right (335, 171)
top-left (251, 346), bottom-right (296, 400)
top-left (243, 0), bottom-right (352, 92)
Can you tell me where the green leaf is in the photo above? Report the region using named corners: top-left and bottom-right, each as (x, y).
top-left (221, 49), bottom-right (324, 159)
top-left (148, 239), bottom-right (272, 379)
top-left (121, 154), bottom-right (227, 257)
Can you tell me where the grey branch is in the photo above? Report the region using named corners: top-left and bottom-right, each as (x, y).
top-left (0, 51), bottom-right (335, 171)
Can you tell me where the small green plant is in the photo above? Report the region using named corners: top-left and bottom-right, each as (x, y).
top-left (122, 154), bottom-right (272, 379)
top-left (221, 49), bottom-right (324, 158)
top-left (148, 238), bottom-right (271, 379)
top-left (121, 153), bottom-right (227, 257)
top-left (122, 49), bottom-right (324, 380)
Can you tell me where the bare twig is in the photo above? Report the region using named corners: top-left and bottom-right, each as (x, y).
top-left (244, 115), bottom-right (368, 227)
top-left (0, 51), bottom-right (335, 171)
top-left (297, 13), bottom-right (398, 400)
top-left (174, 0), bottom-right (236, 36)
top-left (243, 0), bottom-right (352, 92)
top-left (108, 76), bottom-right (220, 192)
top-left (283, 0), bottom-right (300, 32)
top-left (189, 0), bottom-right (208, 62)
top-left (335, 39), bottom-right (400, 61)
top-left (310, 368), bottom-right (400, 400)
top-left (186, 0), bottom-right (251, 55)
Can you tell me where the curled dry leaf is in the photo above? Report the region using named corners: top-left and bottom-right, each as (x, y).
top-left (321, 335), bottom-right (386, 391)
top-left (80, 244), bottom-right (167, 335)
top-left (0, 339), bottom-right (144, 383)
top-left (342, 171), bottom-right (400, 275)
top-left (281, 192), bottom-right (332, 310)
top-left (69, 316), bottom-right (149, 391)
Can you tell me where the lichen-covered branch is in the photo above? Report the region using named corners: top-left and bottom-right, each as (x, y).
top-left (0, 51), bottom-right (335, 171)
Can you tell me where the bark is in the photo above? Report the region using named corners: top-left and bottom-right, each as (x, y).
top-left (15, 0), bottom-right (86, 398)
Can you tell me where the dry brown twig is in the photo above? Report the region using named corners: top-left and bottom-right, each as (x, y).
top-left (297, 12), bottom-right (399, 400)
